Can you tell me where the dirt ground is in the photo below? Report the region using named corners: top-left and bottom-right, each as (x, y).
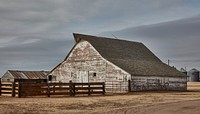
top-left (0, 82), bottom-right (200, 114)
top-left (102, 100), bottom-right (200, 114)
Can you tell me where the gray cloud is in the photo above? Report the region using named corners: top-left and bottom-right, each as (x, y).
top-left (1, 0), bottom-right (198, 35)
top-left (0, 37), bottom-right (74, 75)
top-left (0, 0), bottom-right (200, 76)
top-left (100, 15), bottom-right (200, 70)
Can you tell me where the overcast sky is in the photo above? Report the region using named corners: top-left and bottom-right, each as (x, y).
top-left (0, 0), bottom-right (200, 76)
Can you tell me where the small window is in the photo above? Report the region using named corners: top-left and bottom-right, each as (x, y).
top-left (93, 73), bottom-right (96, 77)
top-left (48, 75), bottom-right (52, 81)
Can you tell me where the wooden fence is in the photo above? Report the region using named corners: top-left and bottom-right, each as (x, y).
top-left (19, 81), bottom-right (105, 97)
top-left (187, 82), bottom-right (200, 91)
top-left (0, 80), bottom-right (18, 97)
top-left (0, 79), bottom-right (105, 98)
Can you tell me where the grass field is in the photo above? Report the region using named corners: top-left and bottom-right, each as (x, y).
top-left (0, 82), bottom-right (200, 114)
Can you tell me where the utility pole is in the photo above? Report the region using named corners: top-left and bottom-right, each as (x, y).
top-left (112, 34), bottom-right (118, 39)
top-left (168, 59), bottom-right (170, 66)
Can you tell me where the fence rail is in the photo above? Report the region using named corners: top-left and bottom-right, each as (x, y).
top-left (18, 81), bottom-right (105, 97)
top-left (1, 79), bottom-right (105, 98)
top-left (1, 79), bottom-right (130, 97)
top-left (0, 80), bottom-right (18, 97)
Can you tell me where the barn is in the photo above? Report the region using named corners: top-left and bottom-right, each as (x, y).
top-left (1, 70), bottom-right (49, 82)
top-left (48, 33), bottom-right (187, 92)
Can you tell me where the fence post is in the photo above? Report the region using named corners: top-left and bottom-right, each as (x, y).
top-left (53, 85), bottom-right (55, 94)
top-left (69, 81), bottom-right (73, 96)
top-left (128, 80), bottom-right (131, 92)
top-left (12, 80), bottom-right (16, 97)
top-left (47, 82), bottom-right (50, 97)
top-left (102, 82), bottom-right (105, 95)
top-left (18, 81), bottom-right (21, 98)
top-left (120, 82), bottom-right (121, 92)
top-left (112, 81), bottom-right (113, 93)
top-left (88, 83), bottom-right (91, 96)
top-left (73, 82), bottom-right (76, 96)
top-left (0, 78), bottom-right (1, 96)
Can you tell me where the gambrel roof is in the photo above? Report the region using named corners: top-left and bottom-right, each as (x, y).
top-left (72, 33), bottom-right (185, 77)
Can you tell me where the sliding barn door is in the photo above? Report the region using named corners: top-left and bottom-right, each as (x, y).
top-left (77, 71), bottom-right (89, 83)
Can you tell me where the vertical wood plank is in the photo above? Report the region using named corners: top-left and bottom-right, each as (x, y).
top-left (102, 82), bottom-right (105, 95)
top-left (53, 85), bottom-right (55, 94)
top-left (73, 82), bottom-right (76, 96)
top-left (12, 80), bottom-right (16, 97)
top-left (47, 82), bottom-right (50, 97)
top-left (0, 78), bottom-right (1, 96)
top-left (88, 83), bottom-right (91, 96)
top-left (128, 80), bottom-right (131, 92)
top-left (69, 80), bottom-right (73, 96)
top-left (18, 81), bottom-right (21, 98)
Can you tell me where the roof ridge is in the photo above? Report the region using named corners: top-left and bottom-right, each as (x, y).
top-left (108, 58), bottom-right (161, 61)
top-left (73, 33), bottom-right (142, 44)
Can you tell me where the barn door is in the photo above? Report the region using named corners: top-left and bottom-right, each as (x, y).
top-left (77, 71), bottom-right (89, 83)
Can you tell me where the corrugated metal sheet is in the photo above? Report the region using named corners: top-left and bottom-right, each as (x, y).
top-left (8, 70), bottom-right (49, 79)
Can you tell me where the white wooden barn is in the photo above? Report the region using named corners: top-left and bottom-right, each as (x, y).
top-left (48, 33), bottom-right (187, 92)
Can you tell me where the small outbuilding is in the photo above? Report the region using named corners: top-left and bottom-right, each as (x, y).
top-left (180, 68), bottom-right (187, 75)
top-left (188, 68), bottom-right (199, 82)
top-left (1, 70), bottom-right (49, 82)
top-left (48, 33), bottom-right (187, 92)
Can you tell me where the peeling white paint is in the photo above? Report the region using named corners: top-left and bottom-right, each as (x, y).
top-left (1, 71), bottom-right (15, 82)
top-left (130, 76), bottom-right (187, 91)
top-left (50, 40), bottom-right (130, 92)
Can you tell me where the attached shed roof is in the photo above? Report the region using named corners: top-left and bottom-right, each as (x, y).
top-left (72, 33), bottom-right (185, 77)
top-left (8, 70), bottom-right (49, 79)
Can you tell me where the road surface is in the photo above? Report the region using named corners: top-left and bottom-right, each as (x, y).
top-left (102, 100), bottom-right (200, 114)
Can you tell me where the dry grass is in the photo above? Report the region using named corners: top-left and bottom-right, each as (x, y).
top-left (0, 82), bottom-right (200, 114)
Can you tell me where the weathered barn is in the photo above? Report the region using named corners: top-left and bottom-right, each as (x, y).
top-left (1, 70), bottom-right (49, 82)
top-left (48, 33), bottom-right (187, 92)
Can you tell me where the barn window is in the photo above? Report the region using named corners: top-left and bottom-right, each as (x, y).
top-left (48, 75), bottom-right (52, 81)
top-left (93, 73), bottom-right (96, 77)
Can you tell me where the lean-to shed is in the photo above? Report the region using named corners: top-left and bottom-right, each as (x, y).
top-left (1, 70), bottom-right (49, 82)
top-left (49, 33), bottom-right (187, 92)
